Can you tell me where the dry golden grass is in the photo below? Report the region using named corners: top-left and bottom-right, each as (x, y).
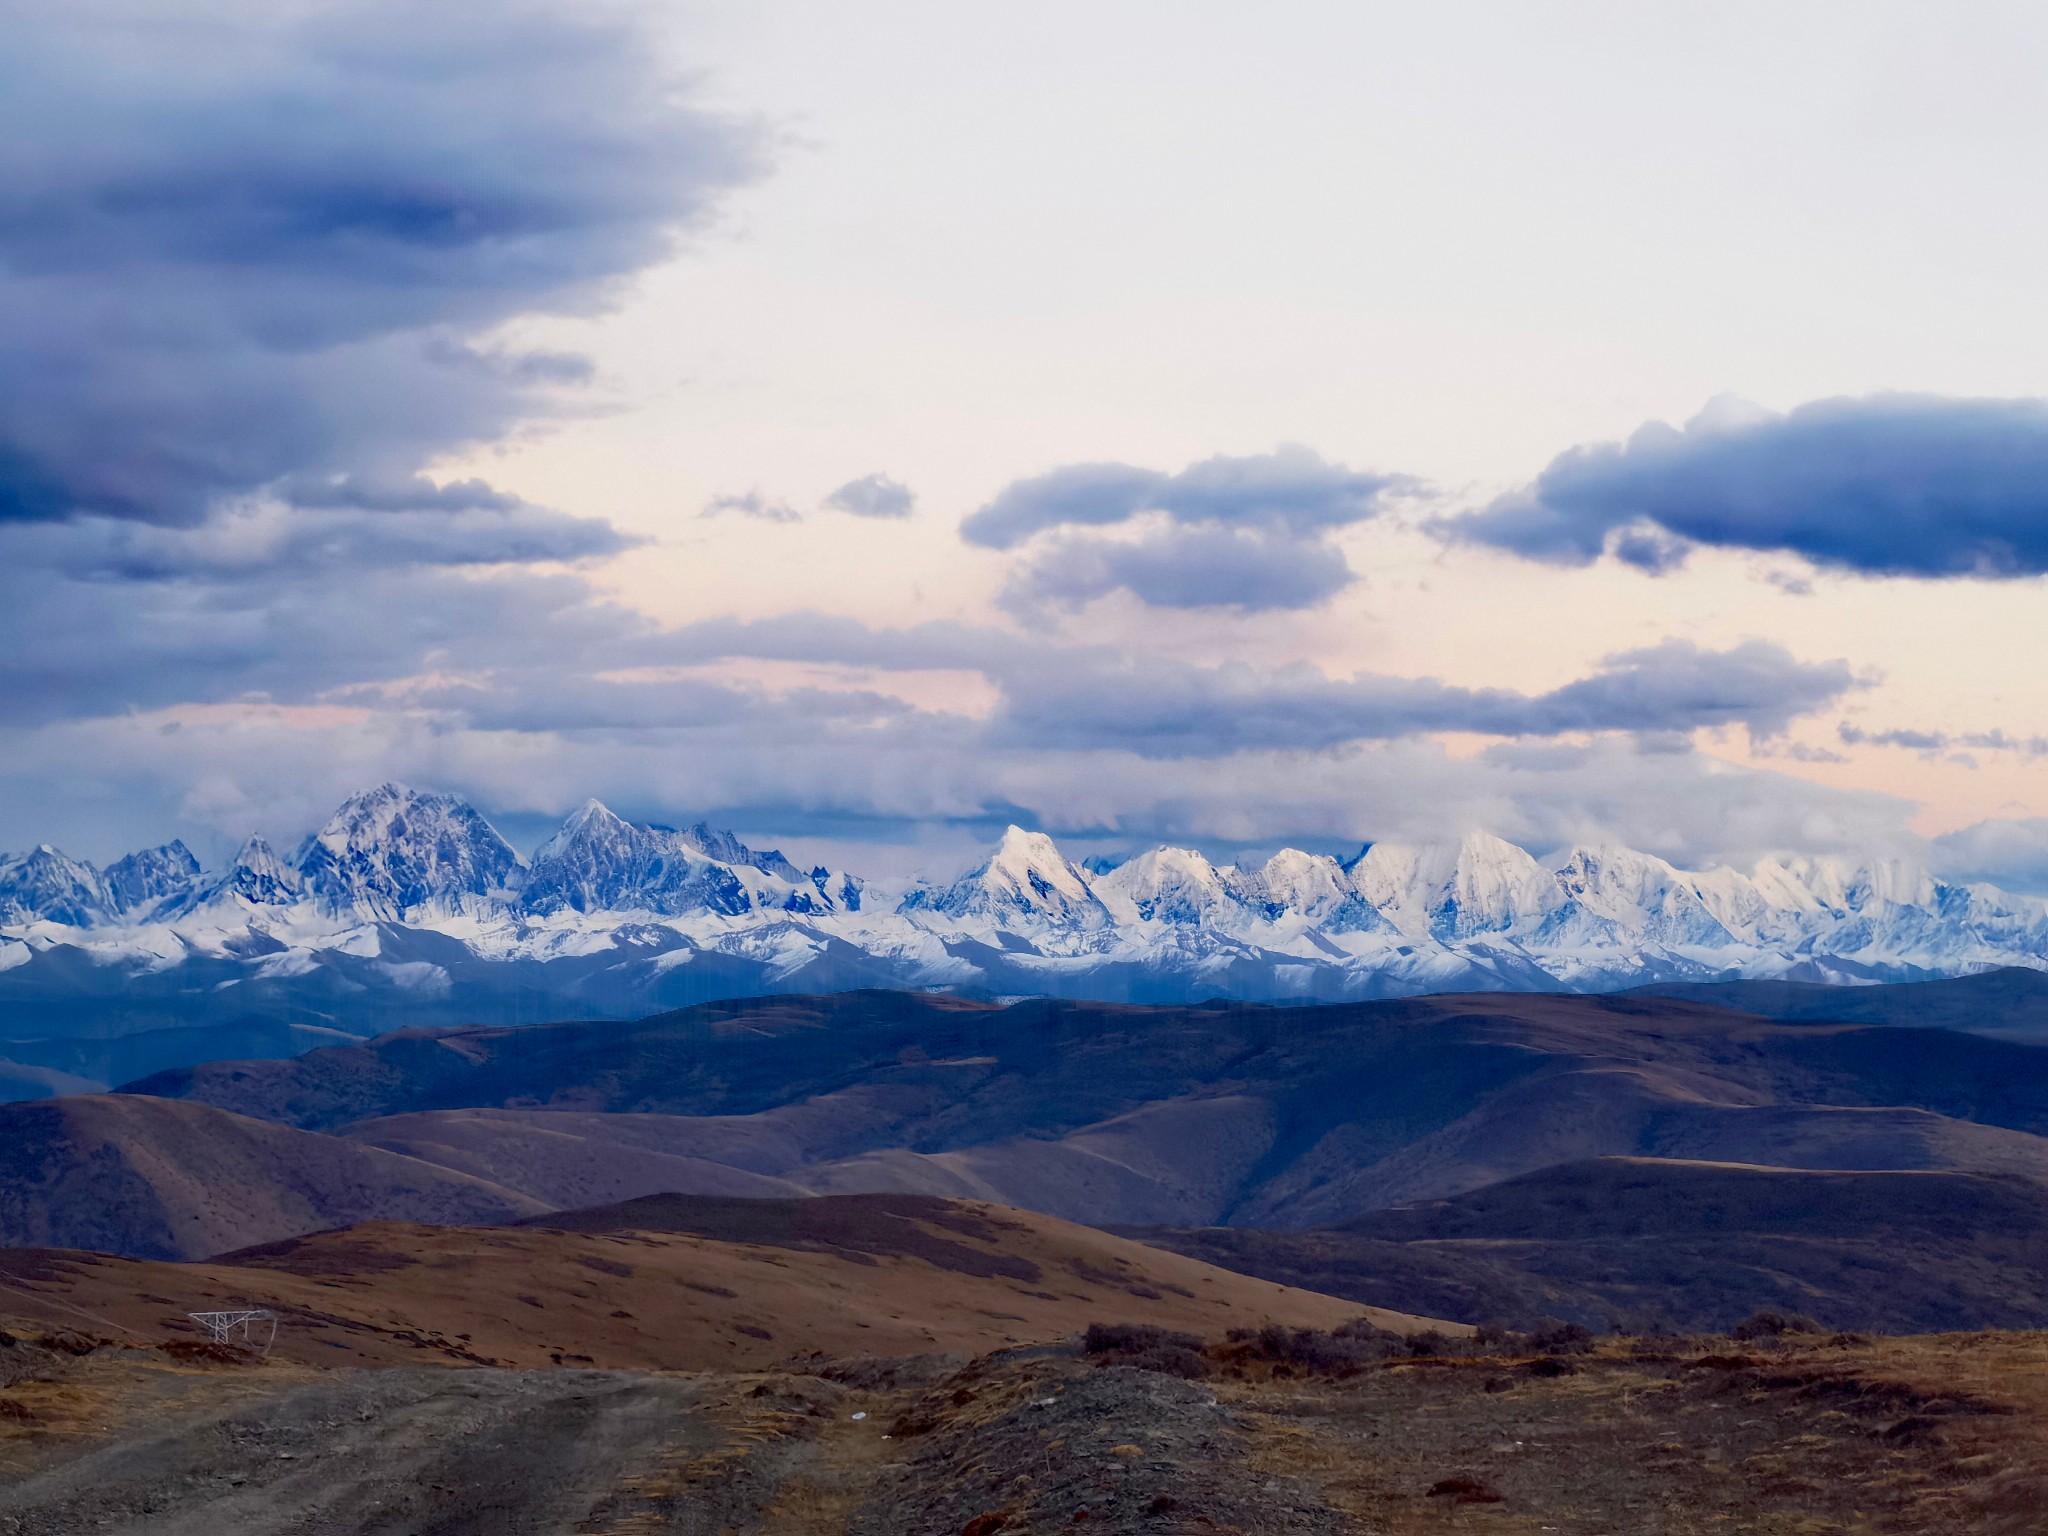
top-left (1230, 1332), bottom-right (2048, 1534)
top-left (0, 1201), bottom-right (1441, 1374)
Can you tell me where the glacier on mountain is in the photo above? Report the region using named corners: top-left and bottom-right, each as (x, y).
top-left (3, 782), bottom-right (2047, 1017)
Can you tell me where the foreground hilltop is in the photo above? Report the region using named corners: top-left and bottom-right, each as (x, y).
top-left (5, 786), bottom-right (2048, 1053)
top-left (0, 1193), bottom-right (1415, 1370)
top-left (2, 1289), bottom-right (2044, 1532)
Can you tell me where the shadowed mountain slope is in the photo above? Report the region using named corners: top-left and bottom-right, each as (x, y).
top-left (1133, 1157), bottom-right (2048, 1334)
top-left (0, 1095), bottom-right (544, 1260)
top-left (1635, 967), bottom-right (2048, 1040)
top-left (119, 989), bottom-right (2048, 1231)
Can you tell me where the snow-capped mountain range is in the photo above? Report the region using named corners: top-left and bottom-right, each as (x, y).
top-left (2, 783), bottom-right (2046, 1034)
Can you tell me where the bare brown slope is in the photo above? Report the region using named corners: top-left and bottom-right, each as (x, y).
top-left (1134, 1157), bottom-right (2048, 1334)
top-left (0, 1095), bottom-right (545, 1260)
top-left (0, 1195), bottom-right (1448, 1371)
top-left (131, 988), bottom-right (2048, 1227)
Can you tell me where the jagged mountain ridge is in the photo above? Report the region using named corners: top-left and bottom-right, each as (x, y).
top-left (3, 784), bottom-right (2048, 1022)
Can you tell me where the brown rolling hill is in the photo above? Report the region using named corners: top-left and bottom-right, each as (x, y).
top-left (123, 987), bottom-right (2048, 1231)
top-left (1132, 1156), bottom-right (2048, 1334)
top-left (0, 1095), bottom-right (544, 1260)
top-left (0, 1194), bottom-right (1446, 1372)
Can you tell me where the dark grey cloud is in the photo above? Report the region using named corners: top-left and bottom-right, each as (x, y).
top-left (0, 532), bottom-right (657, 729)
top-left (823, 473), bottom-right (915, 519)
top-left (22, 502), bottom-right (631, 586)
top-left (1443, 394), bottom-right (2048, 578)
top-left (962, 446), bottom-right (1403, 549)
top-left (0, 0), bottom-right (769, 746)
top-left (0, 0), bottom-right (764, 528)
top-left (1005, 524), bottom-right (1355, 613)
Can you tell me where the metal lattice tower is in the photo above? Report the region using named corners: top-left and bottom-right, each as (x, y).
top-left (186, 1309), bottom-right (278, 1352)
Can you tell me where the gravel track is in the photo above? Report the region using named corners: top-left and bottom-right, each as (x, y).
top-left (0, 1368), bottom-right (722, 1536)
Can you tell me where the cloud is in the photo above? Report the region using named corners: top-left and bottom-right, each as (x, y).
top-left (25, 500), bottom-right (632, 585)
top-left (964, 446), bottom-right (1403, 612)
top-left (1, 680), bottom-right (1913, 878)
top-left (959, 463), bottom-right (1169, 549)
top-left (1442, 393), bottom-right (2048, 578)
top-left (1003, 524), bottom-right (1355, 614)
top-left (963, 445), bottom-right (1401, 548)
top-left (1930, 818), bottom-right (2048, 893)
top-left (0, 0), bottom-right (765, 528)
top-left (983, 637), bottom-right (1859, 756)
top-left (1533, 639), bottom-right (1859, 739)
top-left (1839, 722), bottom-right (2048, 758)
top-left (702, 491), bottom-right (802, 523)
top-left (823, 473), bottom-right (915, 519)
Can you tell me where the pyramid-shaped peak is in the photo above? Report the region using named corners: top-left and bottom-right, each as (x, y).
top-left (533, 799), bottom-right (631, 858)
top-left (565, 797), bottom-right (627, 831)
top-left (995, 823), bottom-right (1064, 857)
top-left (986, 826), bottom-right (1091, 885)
top-left (185, 834), bottom-right (304, 910)
top-left (902, 825), bottom-right (1109, 930)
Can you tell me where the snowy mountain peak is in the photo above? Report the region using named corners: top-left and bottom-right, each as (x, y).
top-left (522, 799), bottom-right (849, 920)
top-left (184, 835), bottom-right (304, 912)
top-left (1343, 831), bottom-right (1554, 942)
top-left (903, 825), bottom-right (1112, 934)
top-left (295, 784), bottom-right (523, 921)
top-left (1248, 848), bottom-right (1389, 931)
top-left (102, 840), bottom-right (201, 918)
top-left (0, 843), bottom-right (108, 927)
top-left (1094, 846), bottom-right (1234, 926)
top-left (675, 822), bottom-right (808, 885)
top-left (7, 793), bottom-right (2048, 1000)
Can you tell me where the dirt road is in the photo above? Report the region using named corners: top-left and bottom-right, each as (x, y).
top-left (0, 1348), bottom-right (1348, 1536)
top-left (7, 1331), bottom-right (2048, 1534)
top-left (0, 1368), bottom-right (738, 1536)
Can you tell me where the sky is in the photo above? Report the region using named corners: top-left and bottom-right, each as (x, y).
top-left (8, 0), bottom-right (2048, 886)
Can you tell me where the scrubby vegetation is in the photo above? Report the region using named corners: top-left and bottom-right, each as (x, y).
top-left (1080, 1322), bottom-right (1207, 1378)
top-left (1083, 1316), bottom-right (1603, 1380)
top-left (1730, 1310), bottom-right (1824, 1341)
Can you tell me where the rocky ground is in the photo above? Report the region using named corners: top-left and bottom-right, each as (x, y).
top-left (2, 1323), bottom-right (2046, 1533)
